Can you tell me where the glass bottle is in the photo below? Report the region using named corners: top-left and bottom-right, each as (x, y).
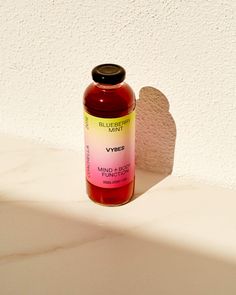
top-left (83, 64), bottom-right (136, 206)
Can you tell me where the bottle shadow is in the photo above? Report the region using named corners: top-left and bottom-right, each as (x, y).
top-left (133, 86), bottom-right (177, 199)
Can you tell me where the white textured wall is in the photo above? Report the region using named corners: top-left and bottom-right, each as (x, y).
top-left (0, 0), bottom-right (236, 188)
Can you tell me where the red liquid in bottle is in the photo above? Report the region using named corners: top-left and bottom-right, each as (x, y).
top-left (83, 64), bottom-right (136, 206)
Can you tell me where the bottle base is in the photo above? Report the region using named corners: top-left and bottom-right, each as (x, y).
top-left (86, 179), bottom-right (135, 206)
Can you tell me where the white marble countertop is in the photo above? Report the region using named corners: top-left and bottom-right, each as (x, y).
top-left (0, 134), bottom-right (236, 295)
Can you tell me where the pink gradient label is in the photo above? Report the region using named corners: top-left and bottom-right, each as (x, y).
top-left (84, 111), bottom-right (135, 188)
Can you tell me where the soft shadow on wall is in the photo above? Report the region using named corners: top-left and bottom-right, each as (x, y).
top-left (134, 86), bottom-right (177, 198)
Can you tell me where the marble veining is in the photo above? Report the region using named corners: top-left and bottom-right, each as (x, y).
top-left (0, 235), bottom-right (112, 265)
top-left (0, 134), bottom-right (236, 295)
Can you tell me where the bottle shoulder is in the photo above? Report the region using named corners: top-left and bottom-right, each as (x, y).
top-left (83, 82), bottom-right (136, 118)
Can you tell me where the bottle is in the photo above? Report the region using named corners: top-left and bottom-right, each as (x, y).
top-left (83, 64), bottom-right (136, 206)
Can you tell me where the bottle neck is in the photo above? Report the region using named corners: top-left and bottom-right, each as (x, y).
top-left (94, 82), bottom-right (124, 90)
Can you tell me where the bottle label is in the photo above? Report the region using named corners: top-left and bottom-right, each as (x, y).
top-left (84, 111), bottom-right (135, 188)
